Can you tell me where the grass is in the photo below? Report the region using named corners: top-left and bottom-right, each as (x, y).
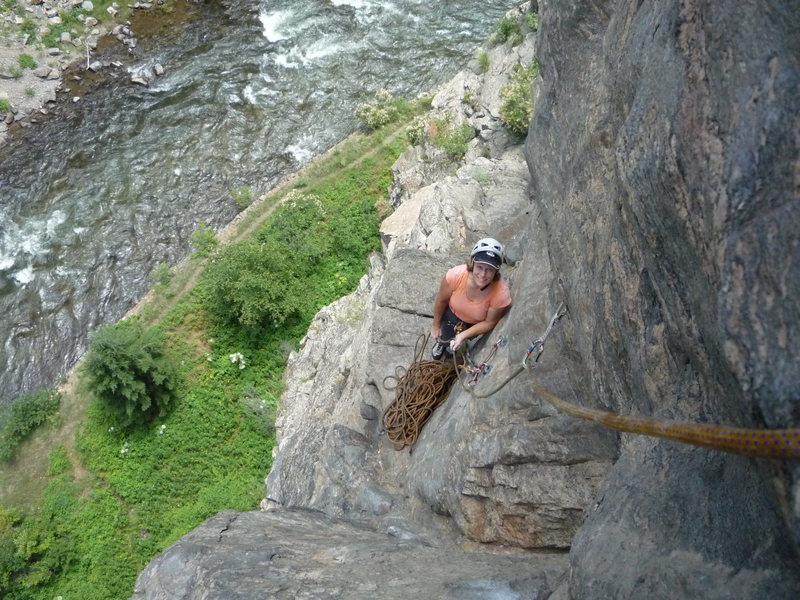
top-left (477, 49), bottom-right (489, 72)
top-left (0, 97), bottom-right (430, 599)
top-left (17, 53), bottom-right (36, 70)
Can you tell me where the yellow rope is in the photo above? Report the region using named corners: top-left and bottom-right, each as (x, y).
top-left (530, 378), bottom-right (800, 459)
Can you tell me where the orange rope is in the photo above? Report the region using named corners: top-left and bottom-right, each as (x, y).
top-left (531, 379), bottom-right (800, 459)
top-left (382, 335), bottom-right (458, 450)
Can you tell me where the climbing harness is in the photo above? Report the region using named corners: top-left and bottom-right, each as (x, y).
top-left (382, 334), bottom-right (458, 450)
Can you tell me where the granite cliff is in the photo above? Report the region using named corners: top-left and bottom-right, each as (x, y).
top-left (132, 1), bottom-right (800, 598)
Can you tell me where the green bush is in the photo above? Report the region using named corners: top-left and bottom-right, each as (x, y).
top-left (20, 20), bottom-right (36, 44)
top-left (257, 191), bottom-right (330, 268)
top-left (499, 61), bottom-right (539, 137)
top-left (190, 221), bottom-right (218, 257)
top-left (356, 89), bottom-right (400, 131)
top-left (81, 320), bottom-right (180, 428)
top-left (429, 117), bottom-right (475, 158)
top-left (0, 98), bottom-right (10, 112)
top-left (527, 11), bottom-right (539, 31)
top-left (150, 262), bottom-right (174, 290)
top-left (492, 15), bottom-right (523, 46)
top-left (18, 53), bottom-right (36, 70)
top-left (477, 50), bottom-right (489, 73)
top-left (201, 237), bottom-right (310, 333)
top-left (0, 506), bottom-right (26, 595)
top-left (229, 186), bottom-right (253, 210)
top-left (405, 115), bottom-right (426, 146)
top-left (0, 389), bottom-right (61, 462)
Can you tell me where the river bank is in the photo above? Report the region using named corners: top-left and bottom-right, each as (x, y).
top-left (0, 0), bottom-right (187, 143)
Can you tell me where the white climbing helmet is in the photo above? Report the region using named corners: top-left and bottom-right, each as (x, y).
top-left (470, 237), bottom-right (504, 269)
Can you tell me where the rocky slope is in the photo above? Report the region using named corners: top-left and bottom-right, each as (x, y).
top-left (132, 1), bottom-right (800, 598)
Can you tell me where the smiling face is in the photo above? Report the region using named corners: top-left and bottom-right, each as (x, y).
top-left (472, 262), bottom-right (498, 287)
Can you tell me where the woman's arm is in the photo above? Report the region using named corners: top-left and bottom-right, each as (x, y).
top-left (431, 277), bottom-right (453, 339)
top-left (449, 305), bottom-right (510, 351)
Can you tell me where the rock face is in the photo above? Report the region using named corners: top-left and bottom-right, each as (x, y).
top-left (525, 0), bottom-right (800, 597)
top-left (131, 509), bottom-right (568, 600)
top-left (133, 2), bottom-right (800, 598)
top-left (263, 27), bottom-right (618, 560)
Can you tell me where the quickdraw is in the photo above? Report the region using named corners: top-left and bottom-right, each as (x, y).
top-left (464, 336), bottom-right (507, 386)
top-left (522, 302), bottom-right (566, 368)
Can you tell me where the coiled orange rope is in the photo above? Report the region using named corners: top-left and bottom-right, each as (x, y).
top-left (382, 335), bottom-right (458, 450)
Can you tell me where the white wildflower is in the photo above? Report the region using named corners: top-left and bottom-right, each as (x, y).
top-left (228, 352), bottom-right (246, 369)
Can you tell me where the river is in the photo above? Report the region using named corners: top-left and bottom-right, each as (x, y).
top-left (0, 0), bottom-right (519, 406)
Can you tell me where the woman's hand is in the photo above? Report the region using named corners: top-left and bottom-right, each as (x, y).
top-left (449, 332), bottom-right (467, 352)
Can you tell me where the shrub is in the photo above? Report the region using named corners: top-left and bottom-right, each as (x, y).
top-left (81, 320), bottom-right (180, 428)
top-left (18, 53), bottom-right (36, 70)
top-left (190, 221), bottom-right (218, 257)
top-left (527, 11), bottom-right (539, 31)
top-left (0, 507), bottom-right (26, 593)
top-left (229, 186), bottom-right (253, 210)
top-left (477, 50), bottom-right (489, 73)
top-left (150, 262), bottom-right (174, 290)
top-left (356, 88), bottom-right (399, 131)
top-left (405, 115), bottom-right (426, 146)
top-left (0, 389), bottom-right (61, 461)
top-left (257, 191), bottom-right (330, 269)
top-left (492, 15), bottom-right (523, 46)
top-left (0, 98), bottom-right (10, 112)
top-left (201, 238), bottom-right (310, 333)
top-left (499, 61), bottom-right (539, 137)
top-left (20, 20), bottom-right (37, 44)
top-left (429, 117), bottom-right (475, 158)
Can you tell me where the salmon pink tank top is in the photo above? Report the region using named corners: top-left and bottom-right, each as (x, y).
top-left (446, 264), bottom-right (511, 324)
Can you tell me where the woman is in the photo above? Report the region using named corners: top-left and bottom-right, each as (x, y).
top-left (431, 237), bottom-right (512, 360)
